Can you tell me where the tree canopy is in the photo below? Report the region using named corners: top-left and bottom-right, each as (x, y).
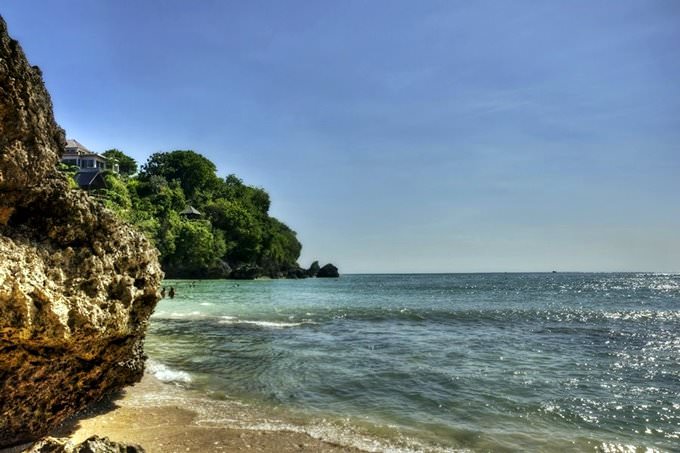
top-left (103, 149), bottom-right (138, 176)
top-left (94, 149), bottom-right (303, 279)
top-left (139, 150), bottom-right (221, 200)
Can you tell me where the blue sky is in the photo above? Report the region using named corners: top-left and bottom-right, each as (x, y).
top-left (2, 1), bottom-right (679, 272)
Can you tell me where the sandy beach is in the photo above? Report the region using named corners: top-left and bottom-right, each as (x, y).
top-left (4, 374), bottom-right (362, 453)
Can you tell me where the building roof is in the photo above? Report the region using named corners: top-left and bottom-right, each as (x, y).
top-left (65, 139), bottom-right (92, 153)
top-left (63, 138), bottom-right (110, 160)
top-left (74, 170), bottom-right (106, 189)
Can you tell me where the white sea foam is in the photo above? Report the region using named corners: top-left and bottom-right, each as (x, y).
top-left (218, 319), bottom-right (310, 328)
top-left (146, 359), bottom-right (192, 384)
top-left (124, 374), bottom-right (477, 453)
top-left (184, 397), bottom-right (455, 453)
top-left (165, 311), bottom-right (205, 318)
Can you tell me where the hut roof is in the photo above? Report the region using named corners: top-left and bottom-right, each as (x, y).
top-left (180, 205), bottom-right (202, 216)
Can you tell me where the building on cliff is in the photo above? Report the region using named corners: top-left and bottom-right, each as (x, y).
top-left (61, 139), bottom-right (118, 189)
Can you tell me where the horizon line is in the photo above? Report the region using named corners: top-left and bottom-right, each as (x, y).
top-left (336, 270), bottom-right (679, 275)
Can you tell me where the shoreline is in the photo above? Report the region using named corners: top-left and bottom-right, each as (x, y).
top-left (4, 373), bottom-right (364, 453)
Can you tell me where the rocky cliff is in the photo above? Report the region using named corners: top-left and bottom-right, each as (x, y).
top-left (0, 16), bottom-right (162, 447)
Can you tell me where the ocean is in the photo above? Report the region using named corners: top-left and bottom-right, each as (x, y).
top-left (145, 273), bottom-right (680, 452)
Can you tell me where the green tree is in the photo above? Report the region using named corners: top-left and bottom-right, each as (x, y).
top-left (204, 198), bottom-right (263, 264)
top-left (139, 150), bottom-right (221, 200)
top-left (99, 172), bottom-right (132, 215)
top-left (131, 176), bottom-right (186, 216)
top-left (220, 174), bottom-right (270, 216)
top-left (163, 219), bottom-right (227, 277)
top-left (103, 149), bottom-right (138, 176)
top-left (260, 217), bottom-right (302, 273)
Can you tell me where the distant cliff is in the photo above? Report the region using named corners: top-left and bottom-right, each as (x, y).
top-left (0, 16), bottom-right (162, 447)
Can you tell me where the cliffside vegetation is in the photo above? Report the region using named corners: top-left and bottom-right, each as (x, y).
top-left (94, 149), bottom-right (305, 279)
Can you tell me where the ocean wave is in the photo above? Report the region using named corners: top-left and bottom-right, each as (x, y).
top-left (151, 310), bottom-right (208, 320)
top-left (325, 307), bottom-right (680, 325)
top-left (156, 307), bottom-right (680, 327)
top-left (146, 359), bottom-right (192, 384)
top-left (218, 319), bottom-right (314, 328)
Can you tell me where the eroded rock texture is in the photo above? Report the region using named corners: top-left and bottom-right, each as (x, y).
top-left (25, 435), bottom-right (144, 453)
top-left (0, 16), bottom-right (162, 447)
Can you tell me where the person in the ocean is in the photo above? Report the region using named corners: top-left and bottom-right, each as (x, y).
top-left (160, 287), bottom-right (166, 298)
top-left (169, 287), bottom-right (175, 299)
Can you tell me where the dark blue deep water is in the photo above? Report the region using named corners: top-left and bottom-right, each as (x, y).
top-left (146, 273), bottom-right (680, 451)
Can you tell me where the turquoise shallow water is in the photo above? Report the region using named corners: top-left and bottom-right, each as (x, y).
top-left (146, 273), bottom-right (680, 451)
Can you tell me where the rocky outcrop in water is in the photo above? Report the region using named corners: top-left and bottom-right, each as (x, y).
top-left (316, 263), bottom-right (339, 278)
top-left (0, 16), bottom-right (162, 447)
top-left (306, 261), bottom-right (320, 278)
top-left (286, 266), bottom-right (308, 279)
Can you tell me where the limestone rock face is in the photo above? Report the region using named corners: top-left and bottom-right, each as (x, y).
top-left (0, 16), bottom-right (162, 447)
top-left (0, 18), bottom-right (65, 215)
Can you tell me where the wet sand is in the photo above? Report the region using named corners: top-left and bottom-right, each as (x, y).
top-left (32, 374), bottom-right (363, 453)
